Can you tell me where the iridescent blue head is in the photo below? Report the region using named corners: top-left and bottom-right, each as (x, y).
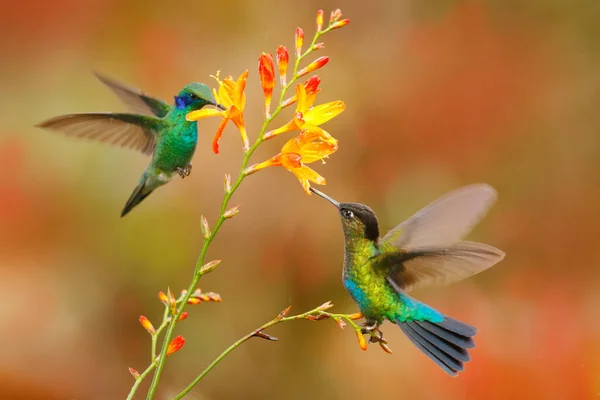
top-left (175, 82), bottom-right (225, 111)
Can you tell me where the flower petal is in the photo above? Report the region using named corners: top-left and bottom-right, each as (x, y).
top-left (212, 117), bottom-right (230, 154)
top-left (186, 108), bottom-right (223, 121)
top-left (305, 100), bottom-right (346, 125)
top-left (289, 165), bottom-right (326, 193)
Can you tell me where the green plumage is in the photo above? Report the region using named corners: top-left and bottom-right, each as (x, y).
top-left (37, 74), bottom-right (222, 216)
top-left (311, 185), bottom-right (505, 376)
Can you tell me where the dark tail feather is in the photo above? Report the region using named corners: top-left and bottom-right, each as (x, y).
top-left (121, 179), bottom-right (153, 217)
top-left (397, 316), bottom-right (477, 377)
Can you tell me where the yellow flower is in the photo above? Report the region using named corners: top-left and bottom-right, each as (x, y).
top-left (249, 126), bottom-right (338, 193)
top-left (186, 70), bottom-right (249, 153)
top-left (264, 82), bottom-right (345, 139)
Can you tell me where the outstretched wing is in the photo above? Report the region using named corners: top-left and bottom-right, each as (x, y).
top-left (37, 113), bottom-right (164, 155)
top-left (95, 72), bottom-right (171, 118)
top-left (381, 184), bottom-right (498, 250)
top-left (386, 242), bottom-right (505, 293)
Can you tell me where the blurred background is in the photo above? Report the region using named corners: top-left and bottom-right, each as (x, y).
top-left (1, 0), bottom-right (599, 398)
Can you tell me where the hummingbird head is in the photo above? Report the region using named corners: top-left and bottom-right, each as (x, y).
top-left (175, 82), bottom-right (226, 111)
top-left (310, 188), bottom-right (380, 241)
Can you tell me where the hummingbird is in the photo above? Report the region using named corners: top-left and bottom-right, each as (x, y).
top-left (310, 184), bottom-right (505, 376)
top-left (37, 73), bottom-right (224, 217)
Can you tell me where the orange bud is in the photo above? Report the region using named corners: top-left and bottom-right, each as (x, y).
top-left (158, 291), bottom-right (168, 305)
top-left (224, 205), bottom-right (240, 219)
top-left (348, 312), bottom-right (363, 320)
top-left (179, 312), bottom-right (189, 321)
top-left (317, 301), bottom-right (334, 311)
top-left (200, 259), bottom-right (222, 275)
top-left (304, 75), bottom-right (321, 93)
top-left (201, 215), bottom-right (210, 239)
top-left (166, 335), bottom-right (186, 356)
top-left (187, 297), bottom-right (201, 305)
top-left (295, 27), bottom-right (304, 58)
top-left (333, 317), bottom-right (346, 329)
top-left (313, 42), bottom-right (325, 51)
top-left (298, 56), bottom-right (329, 77)
top-left (330, 19), bottom-right (350, 30)
top-left (277, 45), bottom-right (289, 86)
top-left (128, 367), bottom-right (140, 379)
top-left (166, 287), bottom-right (177, 314)
top-left (224, 173), bottom-right (232, 193)
top-left (330, 8), bottom-right (342, 22)
top-left (258, 53), bottom-right (275, 117)
top-left (278, 305), bottom-right (292, 320)
top-left (356, 331), bottom-right (368, 350)
top-left (139, 315), bottom-right (156, 334)
top-left (316, 9), bottom-right (324, 31)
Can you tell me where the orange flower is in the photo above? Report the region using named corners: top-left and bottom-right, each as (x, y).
top-left (265, 83), bottom-right (345, 139)
top-left (186, 70), bottom-right (249, 153)
top-left (249, 127), bottom-right (338, 193)
top-left (166, 335), bottom-right (186, 356)
top-left (139, 315), bottom-right (156, 334)
top-left (276, 46), bottom-right (289, 86)
top-left (281, 75), bottom-right (321, 108)
top-left (258, 53), bottom-right (275, 117)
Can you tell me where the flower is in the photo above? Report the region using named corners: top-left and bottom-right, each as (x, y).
top-left (249, 127), bottom-right (338, 193)
top-left (186, 70), bottom-right (249, 153)
top-left (276, 46), bottom-right (289, 86)
top-left (356, 331), bottom-right (368, 351)
top-left (166, 335), bottom-right (186, 356)
top-left (265, 83), bottom-right (345, 139)
top-left (281, 75), bottom-right (321, 108)
top-left (258, 53), bottom-right (275, 117)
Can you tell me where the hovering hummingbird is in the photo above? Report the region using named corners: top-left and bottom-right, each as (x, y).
top-left (310, 184), bottom-right (505, 376)
top-left (37, 73), bottom-right (224, 217)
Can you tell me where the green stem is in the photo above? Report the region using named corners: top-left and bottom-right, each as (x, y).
top-left (126, 364), bottom-right (155, 400)
top-left (145, 23), bottom-right (337, 399)
top-left (173, 308), bottom-right (364, 398)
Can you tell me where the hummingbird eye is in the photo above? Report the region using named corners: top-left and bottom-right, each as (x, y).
top-left (342, 209), bottom-right (354, 219)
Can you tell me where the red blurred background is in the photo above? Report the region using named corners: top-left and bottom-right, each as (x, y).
top-left (1, 0), bottom-right (599, 399)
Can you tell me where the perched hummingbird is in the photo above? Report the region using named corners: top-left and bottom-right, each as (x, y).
top-left (310, 184), bottom-right (505, 376)
top-left (37, 73), bottom-right (224, 217)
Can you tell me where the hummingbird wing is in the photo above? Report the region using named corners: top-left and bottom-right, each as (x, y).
top-left (385, 242), bottom-right (505, 292)
top-left (37, 113), bottom-right (164, 155)
top-left (380, 184), bottom-right (503, 292)
top-left (381, 184), bottom-right (498, 250)
top-left (95, 72), bottom-right (171, 118)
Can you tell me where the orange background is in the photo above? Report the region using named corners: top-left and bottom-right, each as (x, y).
top-left (1, 1), bottom-right (599, 399)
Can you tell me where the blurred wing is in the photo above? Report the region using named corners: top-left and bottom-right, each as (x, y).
top-left (95, 72), bottom-right (171, 118)
top-left (381, 184), bottom-right (498, 250)
top-left (387, 242), bottom-right (505, 293)
top-left (37, 113), bottom-right (163, 155)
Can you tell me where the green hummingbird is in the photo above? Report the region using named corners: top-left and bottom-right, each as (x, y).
top-left (37, 73), bottom-right (224, 217)
top-left (310, 184), bottom-right (505, 376)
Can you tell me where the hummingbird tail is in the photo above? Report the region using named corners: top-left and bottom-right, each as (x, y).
top-left (396, 316), bottom-right (476, 377)
top-left (121, 177), bottom-right (153, 217)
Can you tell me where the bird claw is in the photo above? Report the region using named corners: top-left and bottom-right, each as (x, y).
top-left (176, 163), bottom-right (192, 179)
top-left (360, 320), bottom-right (379, 334)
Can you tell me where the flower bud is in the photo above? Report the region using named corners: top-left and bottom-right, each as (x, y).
top-left (295, 28), bottom-right (304, 58)
top-left (277, 45), bottom-right (289, 86)
top-left (258, 53), bottom-right (275, 117)
top-left (298, 56), bottom-right (329, 77)
top-left (139, 315), bottom-right (156, 334)
top-left (316, 10), bottom-right (324, 32)
top-left (166, 335), bottom-right (186, 356)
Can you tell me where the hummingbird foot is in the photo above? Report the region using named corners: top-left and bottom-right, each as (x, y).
top-left (360, 320), bottom-right (380, 334)
top-left (368, 327), bottom-right (387, 344)
top-left (176, 163), bottom-right (192, 179)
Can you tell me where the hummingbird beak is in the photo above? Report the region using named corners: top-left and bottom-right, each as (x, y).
top-left (309, 187), bottom-right (340, 208)
top-left (216, 103), bottom-right (226, 111)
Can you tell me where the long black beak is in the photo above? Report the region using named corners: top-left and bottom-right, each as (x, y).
top-left (216, 103), bottom-right (226, 110)
top-left (310, 187), bottom-right (340, 208)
